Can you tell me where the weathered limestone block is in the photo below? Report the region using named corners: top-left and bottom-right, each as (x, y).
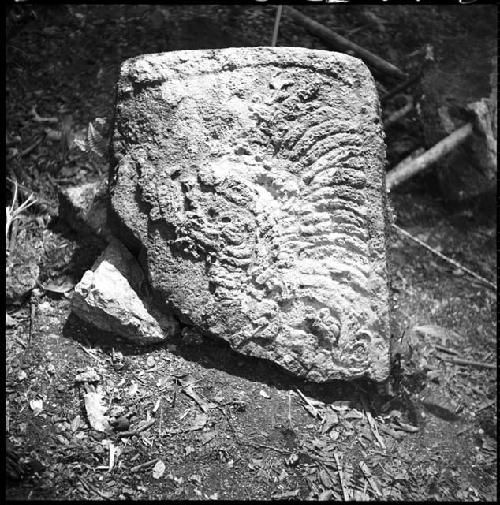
top-left (72, 238), bottom-right (179, 344)
top-left (110, 47), bottom-right (390, 381)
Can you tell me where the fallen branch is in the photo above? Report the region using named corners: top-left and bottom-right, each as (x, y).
top-left (386, 123), bottom-right (473, 190)
top-left (31, 105), bottom-right (58, 124)
top-left (181, 384), bottom-right (215, 413)
top-left (28, 301), bottom-right (35, 346)
top-left (382, 44), bottom-right (434, 104)
top-left (19, 136), bottom-right (44, 158)
top-left (334, 451), bottom-right (350, 501)
top-left (384, 97), bottom-right (413, 128)
top-left (441, 357), bottom-right (496, 370)
top-left (271, 5), bottom-right (283, 47)
top-left (76, 342), bottom-right (102, 362)
top-left (286, 7), bottom-right (406, 80)
top-left (434, 344), bottom-right (459, 356)
top-left (130, 457), bottom-right (159, 473)
top-left (392, 224), bottom-right (497, 291)
top-left (295, 388), bottom-right (324, 420)
top-left (6, 180), bottom-right (37, 253)
top-left (117, 418), bottom-right (156, 438)
top-left (381, 71), bottom-right (423, 104)
top-left (241, 441), bottom-right (291, 455)
top-left (477, 400), bottom-right (496, 412)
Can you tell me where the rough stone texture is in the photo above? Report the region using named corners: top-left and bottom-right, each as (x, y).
top-left (72, 238), bottom-right (179, 344)
top-left (110, 47), bottom-right (390, 381)
top-left (58, 181), bottom-right (112, 239)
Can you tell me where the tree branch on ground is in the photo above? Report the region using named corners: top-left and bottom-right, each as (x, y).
top-left (285, 7), bottom-right (407, 80)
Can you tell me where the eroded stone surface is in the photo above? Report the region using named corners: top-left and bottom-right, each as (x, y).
top-left (110, 47), bottom-right (390, 381)
top-left (72, 238), bottom-right (179, 344)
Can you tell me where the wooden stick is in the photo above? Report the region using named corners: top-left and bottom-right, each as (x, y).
top-left (117, 418), bottom-right (156, 438)
top-left (271, 5), bottom-right (283, 47)
top-left (381, 70), bottom-right (423, 104)
top-left (334, 451), bottom-right (349, 501)
top-left (477, 400), bottom-right (496, 412)
top-left (286, 7), bottom-right (406, 80)
top-left (241, 441), bottom-right (291, 455)
top-left (386, 123), bottom-right (473, 190)
top-left (384, 99), bottom-right (413, 128)
top-left (392, 224), bottom-right (497, 291)
top-left (434, 344), bottom-right (459, 356)
top-left (130, 457), bottom-right (159, 473)
top-left (19, 136), bottom-right (44, 157)
top-left (28, 301), bottom-right (35, 346)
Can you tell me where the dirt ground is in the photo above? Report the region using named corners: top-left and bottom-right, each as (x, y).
top-left (5, 4), bottom-right (497, 501)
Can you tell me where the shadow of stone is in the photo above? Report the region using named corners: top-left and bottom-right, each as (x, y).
top-left (42, 215), bottom-right (107, 285)
top-left (62, 311), bottom-right (391, 410)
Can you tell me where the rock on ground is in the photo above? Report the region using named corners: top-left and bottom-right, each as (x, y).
top-left (58, 181), bottom-right (111, 239)
top-left (110, 47), bottom-right (391, 381)
top-left (72, 238), bottom-right (179, 344)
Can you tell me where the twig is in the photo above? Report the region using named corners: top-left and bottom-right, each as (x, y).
top-left (393, 421), bottom-right (419, 433)
top-left (181, 384), bottom-right (214, 413)
top-left (6, 181), bottom-right (37, 250)
top-left (386, 123), bottom-right (473, 190)
top-left (384, 98), bottom-right (413, 128)
top-left (381, 44), bottom-right (434, 104)
top-left (217, 405), bottom-right (242, 446)
top-left (441, 357), bottom-right (496, 370)
top-left (241, 440), bottom-right (291, 455)
top-left (28, 300), bottom-right (35, 346)
top-left (31, 105), bottom-right (58, 123)
top-left (359, 461), bottom-right (382, 497)
top-left (130, 457), bottom-right (159, 473)
top-left (172, 379), bottom-right (178, 408)
top-left (392, 224), bottom-right (497, 291)
top-left (334, 451), bottom-right (349, 501)
top-left (434, 344), bottom-right (459, 356)
top-left (295, 388), bottom-right (324, 420)
top-left (287, 390), bottom-right (293, 429)
top-left (76, 342), bottom-right (102, 362)
top-left (117, 418), bottom-right (156, 438)
top-left (8, 186), bottom-right (19, 256)
top-left (381, 70), bottom-right (423, 104)
top-left (286, 7), bottom-right (407, 80)
top-left (477, 400), bottom-right (496, 412)
top-left (19, 136), bottom-right (44, 158)
top-left (271, 5), bottom-right (283, 47)
top-left (365, 410), bottom-right (386, 450)
top-left (158, 402), bottom-right (163, 436)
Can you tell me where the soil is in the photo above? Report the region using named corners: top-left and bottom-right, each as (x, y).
top-left (5, 4), bottom-right (497, 501)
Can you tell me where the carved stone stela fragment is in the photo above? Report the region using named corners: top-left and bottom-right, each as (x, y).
top-left (110, 47), bottom-right (390, 382)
